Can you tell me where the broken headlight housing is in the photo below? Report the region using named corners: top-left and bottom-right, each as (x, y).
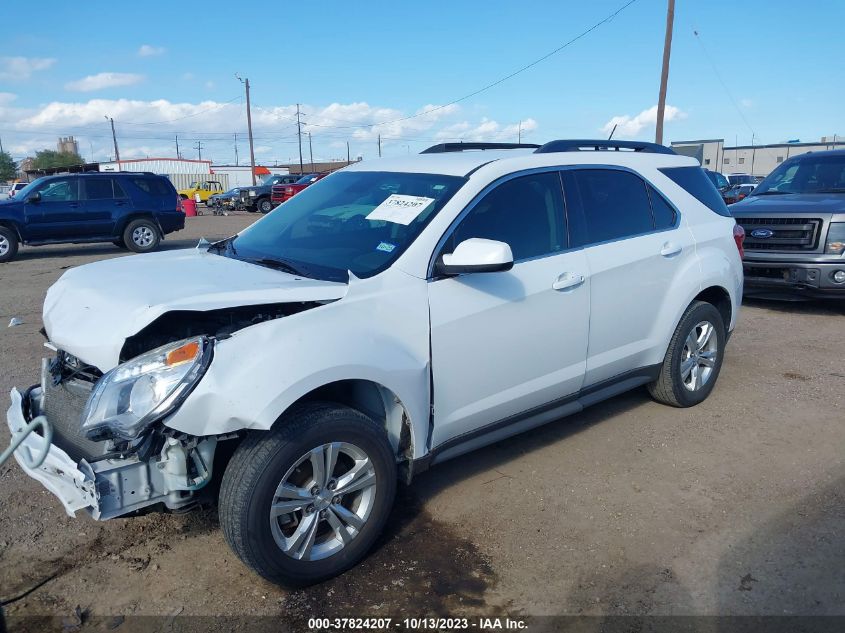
top-left (81, 336), bottom-right (212, 441)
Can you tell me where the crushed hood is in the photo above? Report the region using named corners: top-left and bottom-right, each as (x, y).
top-left (43, 248), bottom-right (348, 371)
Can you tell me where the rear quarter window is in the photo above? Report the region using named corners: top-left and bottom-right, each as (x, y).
top-left (130, 177), bottom-right (174, 197)
top-left (660, 166), bottom-right (731, 217)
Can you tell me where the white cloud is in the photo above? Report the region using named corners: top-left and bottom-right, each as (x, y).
top-left (0, 92), bottom-right (17, 105)
top-left (601, 105), bottom-right (686, 139)
top-left (65, 72), bottom-right (144, 92)
top-left (137, 44), bottom-right (165, 57)
top-left (435, 117), bottom-right (538, 142)
top-left (3, 97), bottom-right (537, 162)
top-left (0, 56), bottom-right (56, 80)
top-left (740, 98), bottom-right (753, 109)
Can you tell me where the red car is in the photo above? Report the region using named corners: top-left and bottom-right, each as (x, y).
top-left (271, 173), bottom-right (327, 205)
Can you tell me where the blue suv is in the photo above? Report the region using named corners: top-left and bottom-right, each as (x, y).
top-left (0, 172), bottom-right (185, 263)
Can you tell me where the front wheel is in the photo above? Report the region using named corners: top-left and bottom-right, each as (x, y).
top-left (219, 403), bottom-right (397, 587)
top-left (257, 198), bottom-right (274, 214)
top-left (0, 226), bottom-right (19, 263)
top-left (648, 300), bottom-right (726, 407)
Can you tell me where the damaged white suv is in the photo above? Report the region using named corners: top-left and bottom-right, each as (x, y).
top-left (6, 140), bottom-right (743, 586)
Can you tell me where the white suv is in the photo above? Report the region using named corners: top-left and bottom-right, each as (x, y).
top-left (6, 140), bottom-right (743, 586)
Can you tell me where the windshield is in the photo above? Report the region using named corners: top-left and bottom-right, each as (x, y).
top-left (295, 174), bottom-right (317, 185)
top-left (226, 170), bottom-right (466, 281)
top-left (753, 154), bottom-right (845, 195)
top-left (727, 174), bottom-right (755, 185)
top-left (261, 175), bottom-right (280, 185)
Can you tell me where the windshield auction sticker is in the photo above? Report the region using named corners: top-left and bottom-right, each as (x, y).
top-left (366, 194), bottom-right (435, 225)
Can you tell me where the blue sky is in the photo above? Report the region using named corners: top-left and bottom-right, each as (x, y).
top-left (1, 0), bottom-right (842, 165)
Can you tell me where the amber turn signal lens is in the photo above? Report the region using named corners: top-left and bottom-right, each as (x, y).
top-left (165, 341), bottom-right (200, 367)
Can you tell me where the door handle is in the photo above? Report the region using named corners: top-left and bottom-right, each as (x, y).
top-left (115, 201), bottom-right (128, 206)
top-left (660, 242), bottom-right (682, 257)
top-left (552, 272), bottom-right (586, 291)
top-left (68, 203), bottom-right (79, 208)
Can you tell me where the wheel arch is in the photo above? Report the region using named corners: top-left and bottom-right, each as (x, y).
top-left (0, 219), bottom-right (24, 241)
top-left (117, 212), bottom-right (164, 238)
top-left (693, 285), bottom-right (732, 330)
top-left (277, 379), bottom-right (414, 470)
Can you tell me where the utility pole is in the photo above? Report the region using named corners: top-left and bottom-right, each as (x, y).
top-left (296, 104), bottom-right (304, 173)
top-left (234, 133), bottom-right (239, 166)
top-left (236, 75), bottom-right (257, 185)
top-left (0, 136), bottom-right (4, 154)
top-left (654, 0), bottom-right (675, 146)
top-left (346, 141), bottom-right (350, 164)
top-left (308, 132), bottom-right (314, 172)
top-left (105, 116), bottom-right (120, 162)
top-left (194, 141), bottom-right (203, 161)
top-left (175, 134), bottom-right (181, 159)
top-left (378, 134), bottom-right (382, 157)
top-left (518, 121), bottom-right (522, 143)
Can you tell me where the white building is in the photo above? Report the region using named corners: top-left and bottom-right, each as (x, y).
top-left (99, 158), bottom-right (213, 174)
top-left (671, 137), bottom-right (845, 178)
top-left (211, 165), bottom-right (290, 189)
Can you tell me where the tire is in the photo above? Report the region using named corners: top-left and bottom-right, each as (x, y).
top-left (112, 237), bottom-right (128, 249)
top-left (122, 218), bottom-right (161, 253)
top-left (257, 198), bottom-right (274, 214)
top-left (219, 402), bottom-right (397, 587)
top-left (0, 226), bottom-right (19, 263)
top-left (648, 300), bottom-right (726, 408)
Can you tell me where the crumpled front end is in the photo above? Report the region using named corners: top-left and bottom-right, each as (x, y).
top-left (5, 355), bottom-right (221, 520)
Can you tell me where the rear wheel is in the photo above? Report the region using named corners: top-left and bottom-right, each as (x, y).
top-left (0, 226), bottom-right (19, 263)
top-left (219, 402), bottom-right (396, 587)
top-left (648, 301), bottom-right (726, 407)
top-left (123, 218), bottom-right (161, 253)
top-left (258, 198), bottom-right (274, 214)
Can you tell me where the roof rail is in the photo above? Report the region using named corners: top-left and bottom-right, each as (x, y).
top-left (421, 142), bottom-right (541, 154)
top-left (535, 139), bottom-right (676, 155)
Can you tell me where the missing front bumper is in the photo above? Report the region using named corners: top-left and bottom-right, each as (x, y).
top-left (6, 387), bottom-right (217, 520)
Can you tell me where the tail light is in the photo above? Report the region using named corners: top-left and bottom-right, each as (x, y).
top-left (177, 195), bottom-right (183, 212)
top-left (733, 223), bottom-right (745, 259)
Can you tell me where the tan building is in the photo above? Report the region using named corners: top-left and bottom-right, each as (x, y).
top-left (57, 136), bottom-right (79, 155)
top-left (671, 137), bottom-right (845, 178)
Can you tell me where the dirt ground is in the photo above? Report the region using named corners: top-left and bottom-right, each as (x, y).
top-left (1, 213), bottom-right (843, 625)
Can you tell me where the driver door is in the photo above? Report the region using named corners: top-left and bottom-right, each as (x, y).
top-left (24, 177), bottom-right (82, 239)
top-left (427, 171), bottom-right (590, 450)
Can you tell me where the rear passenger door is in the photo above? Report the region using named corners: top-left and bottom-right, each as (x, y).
top-left (562, 168), bottom-right (695, 386)
top-left (81, 177), bottom-right (123, 236)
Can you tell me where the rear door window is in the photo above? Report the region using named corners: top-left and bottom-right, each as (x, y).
top-left (648, 185), bottom-right (677, 230)
top-left (84, 178), bottom-right (115, 200)
top-left (564, 169), bottom-right (654, 246)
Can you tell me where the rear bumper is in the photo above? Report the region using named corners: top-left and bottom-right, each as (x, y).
top-left (743, 260), bottom-right (845, 299)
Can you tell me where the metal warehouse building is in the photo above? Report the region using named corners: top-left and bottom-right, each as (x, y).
top-left (671, 137), bottom-right (845, 178)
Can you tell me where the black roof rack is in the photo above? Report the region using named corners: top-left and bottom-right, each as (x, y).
top-left (421, 142), bottom-right (541, 154)
top-left (535, 140), bottom-right (676, 155)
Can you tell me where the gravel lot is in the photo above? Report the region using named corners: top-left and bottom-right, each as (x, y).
top-left (1, 213), bottom-right (843, 624)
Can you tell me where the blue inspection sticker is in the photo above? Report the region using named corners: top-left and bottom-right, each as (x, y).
top-left (376, 241), bottom-right (397, 253)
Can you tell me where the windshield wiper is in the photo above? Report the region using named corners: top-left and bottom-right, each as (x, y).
top-left (753, 190), bottom-right (792, 195)
top-left (248, 257), bottom-right (310, 277)
top-left (208, 236), bottom-right (237, 255)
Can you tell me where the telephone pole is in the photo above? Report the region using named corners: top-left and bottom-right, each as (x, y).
top-left (346, 141), bottom-right (350, 164)
top-left (234, 133), bottom-right (239, 166)
top-left (194, 141), bottom-right (203, 161)
top-left (296, 104), bottom-right (304, 173)
top-left (654, 0), bottom-right (675, 145)
top-left (518, 121), bottom-right (522, 143)
top-left (175, 134), bottom-right (180, 159)
top-left (236, 75), bottom-right (257, 185)
top-left (308, 132), bottom-right (314, 172)
top-left (377, 134), bottom-right (382, 157)
top-left (105, 116), bottom-right (120, 162)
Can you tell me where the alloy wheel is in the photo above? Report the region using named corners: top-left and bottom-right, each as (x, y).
top-left (680, 320), bottom-right (718, 391)
top-left (269, 442), bottom-right (377, 561)
top-left (132, 226), bottom-right (155, 248)
top-left (0, 234), bottom-right (8, 257)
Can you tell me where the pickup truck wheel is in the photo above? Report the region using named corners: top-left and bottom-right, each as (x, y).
top-left (219, 402), bottom-right (397, 587)
top-left (648, 301), bottom-right (726, 408)
top-left (258, 198), bottom-right (274, 214)
top-left (0, 226), bottom-right (19, 263)
top-left (123, 219), bottom-right (161, 253)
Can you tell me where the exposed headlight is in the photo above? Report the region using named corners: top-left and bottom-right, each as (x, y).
top-left (825, 222), bottom-right (845, 255)
top-left (249, 190), bottom-right (257, 196)
top-left (81, 337), bottom-right (212, 441)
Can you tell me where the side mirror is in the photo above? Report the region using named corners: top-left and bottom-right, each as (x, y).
top-left (436, 238), bottom-right (514, 276)
top-left (26, 192), bottom-right (41, 203)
